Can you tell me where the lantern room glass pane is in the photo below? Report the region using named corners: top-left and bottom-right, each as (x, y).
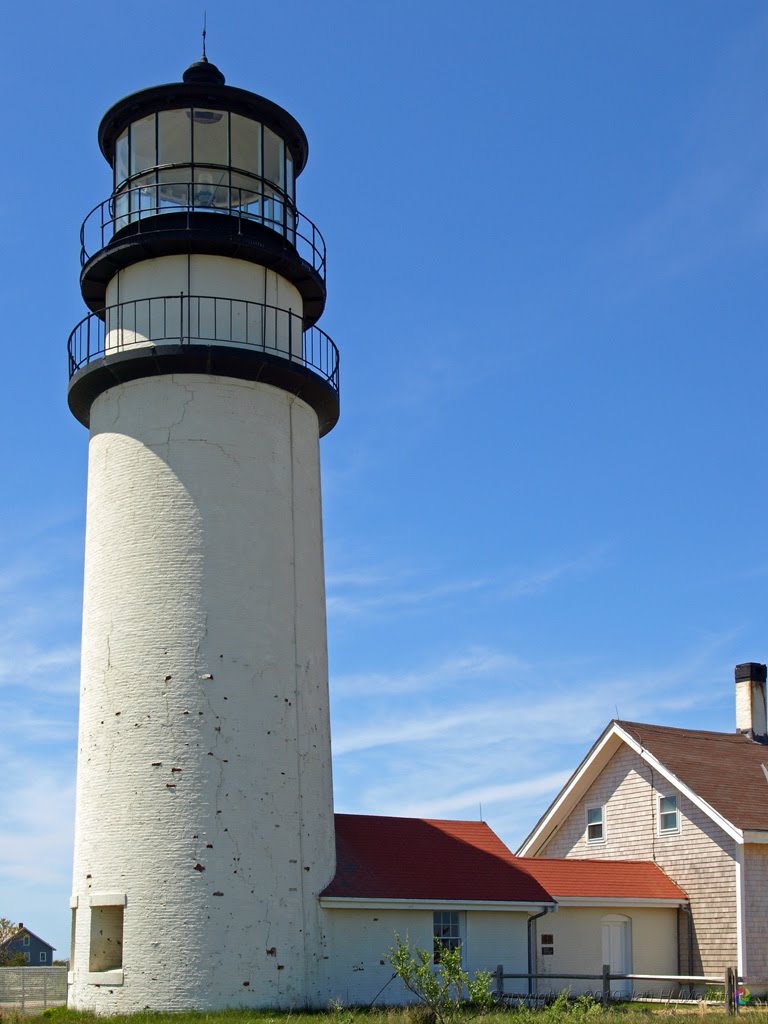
top-left (193, 167), bottom-right (229, 208)
top-left (231, 114), bottom-right (261, 176)
top-left (157, 167), bottom-right (193, 208)
top-left (263, 127), bottom-right (285, 192)
top-left (231, 171), bottom-right (262, 215)
top-left (158, 109), bottom-right (191, 167)
top-left (192, 109), bottom-right (228, 166)
top-left (115, 130), bottom-right (129, 187)
top-left (132, 173), bottom-right (159, 217)
top-left (130, 114), bottom-right (156, 176)
top-left (286, 151), bottom-right (294, 202)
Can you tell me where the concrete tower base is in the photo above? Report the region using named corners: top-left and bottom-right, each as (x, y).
top-left (69, 374), bottom-right (335, 1011)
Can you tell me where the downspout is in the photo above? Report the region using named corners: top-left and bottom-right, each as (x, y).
top-left (528, 906), bottom-right (557, 997)
top-left (679, 903), bottom-right (693, 998)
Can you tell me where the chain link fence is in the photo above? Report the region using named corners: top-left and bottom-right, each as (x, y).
top-left (0, 967), bottom-right (68, 1013)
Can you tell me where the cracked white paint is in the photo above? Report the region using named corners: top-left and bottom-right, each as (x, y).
top-left (69, 374), bottom-right (335, 1011)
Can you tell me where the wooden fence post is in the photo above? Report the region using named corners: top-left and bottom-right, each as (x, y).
top-left (725, 967), bottom-right (734, 1015)
top-left (495, 965), bottom-right (504, 1001)
top-left (602, 964), bottom-right (610, 1007)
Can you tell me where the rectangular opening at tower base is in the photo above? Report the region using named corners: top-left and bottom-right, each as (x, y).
top-left (89, 905), bottom-right (124, 972)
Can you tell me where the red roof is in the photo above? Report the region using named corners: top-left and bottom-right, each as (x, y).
top-left (322, 814), bottom-right (554, 903)
top-left (520, 857), bottom-right (686, 900)
top-left (616, 720), bottom-right (768, 831)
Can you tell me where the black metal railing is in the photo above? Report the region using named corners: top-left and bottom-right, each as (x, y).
top-left (80, 180), bottom-right (326, 280)
top-left (67, 294), bottom-right (339, 393)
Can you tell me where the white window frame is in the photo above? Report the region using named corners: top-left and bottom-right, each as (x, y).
top-left (22, 935), bottom-right (30, 947)
top-left (39, 952), bottom-right (47, 963)
top-left (432, 910), bottom-right (463, 964)
top-left (658, 793), bottom-right (680, 835)
top-left (586, 804), bottom-right (605, 844)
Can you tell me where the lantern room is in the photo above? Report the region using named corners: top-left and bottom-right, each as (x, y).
top-left (69, 56), bottom-right (338, 436)
top-left (106, 59), bottom-right (301, 246)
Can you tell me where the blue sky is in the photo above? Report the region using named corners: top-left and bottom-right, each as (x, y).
top-left (2, 1), bottom-right (768, 956)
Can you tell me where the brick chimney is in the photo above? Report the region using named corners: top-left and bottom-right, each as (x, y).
top-left (735, 662), bottom-right (767, 739)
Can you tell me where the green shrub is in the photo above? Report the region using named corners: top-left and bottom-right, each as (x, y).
top-left (386, 934), bottom-right (493, 1024)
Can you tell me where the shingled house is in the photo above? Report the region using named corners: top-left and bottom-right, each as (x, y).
top-left (0, 925), bottom-right (56, 966)
top-left (518, 663), bottom-right (768, 986)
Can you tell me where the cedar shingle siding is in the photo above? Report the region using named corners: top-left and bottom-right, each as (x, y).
top-left (538, 744), bottom-right (738, 975)
top-left (744, 845), bottom-right (768, 979)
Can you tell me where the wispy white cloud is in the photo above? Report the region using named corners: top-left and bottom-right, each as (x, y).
top-left (588, 21), bottom-right (768, 297)
top-left (0, 641), bottom-right (80, 689)
top-left (0, 759), bottom-right (75, 887)
top-left (327, 575), bottom-right (489, 617)
top-left (326, 543), bottom-right (611, 618)
top-left (331, 629), bottom-right (741, 849)
top-left (388, 772), bottom-right (573, 820)
top-left (332, 647), bottom-right (526, 697)
top-left (500, 544), bottom-right (612, 599)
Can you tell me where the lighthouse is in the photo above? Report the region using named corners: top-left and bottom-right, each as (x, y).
top-left (67, 54), bottom-right (338, 1011)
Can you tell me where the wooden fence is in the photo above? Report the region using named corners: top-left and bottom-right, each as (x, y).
top-left (491, 965), bottom-right (753, 1014)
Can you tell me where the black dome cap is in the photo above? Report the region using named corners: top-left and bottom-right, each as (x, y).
top-left (183, 56), bottom-right (226, 86)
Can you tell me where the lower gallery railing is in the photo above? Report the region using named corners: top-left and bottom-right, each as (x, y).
top-left (67, 294), bottom-right (339, 393)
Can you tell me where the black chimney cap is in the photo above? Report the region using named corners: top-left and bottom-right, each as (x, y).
top-left (735, 662), bottom-right (767, 683)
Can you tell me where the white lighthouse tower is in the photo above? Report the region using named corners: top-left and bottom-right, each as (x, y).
top-left (67, 53), bottom-right (338, 1011)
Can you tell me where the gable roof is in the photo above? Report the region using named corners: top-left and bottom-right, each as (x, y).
top-left (0, 926), bottom-right (55, 952)
top-left (321, 813), bottom-right (554, 904)
top-left (518, 718), bottom-right (768, 856)
top-left (616, 720), bottom-right (768, 832)
top-left (519, 856), bottom-right (686, 901)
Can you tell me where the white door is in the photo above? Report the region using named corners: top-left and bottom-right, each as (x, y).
top-left (602, 916), bottom-right (631, 998)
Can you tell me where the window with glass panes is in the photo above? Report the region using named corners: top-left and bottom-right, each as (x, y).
top-left (659, 795), bottom-right (679, 833)
top-left (586, 805), bottom-right (604, 843)
top-left (112, 110), bottom-right (295, 230)
top-left (433, 911), bottom-right (461, 963)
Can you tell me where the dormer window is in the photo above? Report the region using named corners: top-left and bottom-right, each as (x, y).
top-left (586, 805), bottom-right (605, 843)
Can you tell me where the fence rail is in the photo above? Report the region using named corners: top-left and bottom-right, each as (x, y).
top-left (492, 964), bottom-right (747, 1014)
top-left (0, 967), bottom-right (68, 1013)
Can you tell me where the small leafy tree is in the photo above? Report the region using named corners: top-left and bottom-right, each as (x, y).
top-left (0, 919), bottom-right (27, 966)
top-left (387, 933), bottom-right (494, 1023)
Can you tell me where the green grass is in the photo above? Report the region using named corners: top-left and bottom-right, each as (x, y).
top-left (3, 1004), bottom-right (764, 1024)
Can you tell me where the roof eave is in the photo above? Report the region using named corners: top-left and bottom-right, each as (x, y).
top-left (517, 721), bottom-right (744, 856)
top-left (742, 830), bottom-right (768, 843)
top-left (552, 895), bottom-right (687, 908)
top-left (319, 896), bottom-right (557, 913)
top-left (516, 721), bottom-right (625, 855)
